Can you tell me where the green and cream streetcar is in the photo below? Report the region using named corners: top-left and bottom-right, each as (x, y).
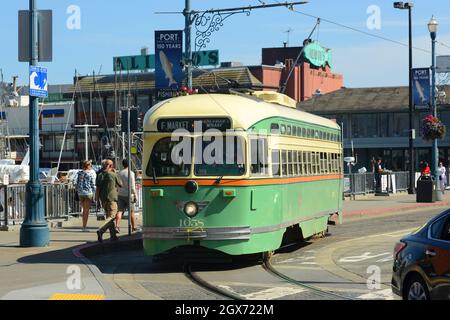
top-left (142, 91), bottom-right (343, 256)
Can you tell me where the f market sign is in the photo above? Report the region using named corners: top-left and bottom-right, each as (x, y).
top-left (303, 41), bottom-right (332, 69)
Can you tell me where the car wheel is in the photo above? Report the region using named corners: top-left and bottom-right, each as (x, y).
top-left (404, 275), bottom-right (430, 300)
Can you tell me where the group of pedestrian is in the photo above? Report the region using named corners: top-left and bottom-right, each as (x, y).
top-left (75, 158), bottom-right (138, 242)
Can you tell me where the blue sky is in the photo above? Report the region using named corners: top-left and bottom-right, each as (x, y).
top-left (1, 0), bottom-right (450, 88)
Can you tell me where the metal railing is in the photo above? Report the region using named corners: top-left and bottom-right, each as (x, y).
top-left (344, 171), bottom-right (410, 197)
top-left (0, 183), bottom-right (81, 226)
top-left (0, 182), bottom-right (143, 226)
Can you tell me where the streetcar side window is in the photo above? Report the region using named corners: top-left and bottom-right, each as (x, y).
top-left (292, 126), bottom-right (297, 136)
top-left (282, 150), bottom-right (288, 177)
top-left (302, 128), bottom-right (306, 137)
top-left (298, 151), bottom-right (303, 176)
top-left (271, 149), bottom-right (280, 177)
top-left (293, 151), bottom-right (298, 176)
top-left (147, 137), bottom-right (192, 178)
top-left (297, 127), bottom-right (302, 137)
top-left (288, 151), bottom-right (293, 176)
top-left (250, 138), bottom-right (269, 176)
top-left (280, 125), bottom-right (286, 135)
top-left (286, 125), bottom-right (292, 136)
top-left (307, 152), bottom-right (312, 175)
top-left (271, 123), bottom-right (280, 134)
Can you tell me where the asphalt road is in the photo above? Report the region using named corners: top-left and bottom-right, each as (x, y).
top-left (89, 207), bottom-right (445, 300)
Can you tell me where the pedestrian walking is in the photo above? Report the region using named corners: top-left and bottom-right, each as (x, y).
top-left (95, 159), bottom-right (123, 242)
top-left (116, 159), bottom-right (138, 233)
top-left (76, 160), bottom-right (96, 231)
top-left (438, 161), bottom-right (446, 194)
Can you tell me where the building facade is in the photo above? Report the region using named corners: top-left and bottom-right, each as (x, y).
top-left (298, 86), bottom-right (450, 172)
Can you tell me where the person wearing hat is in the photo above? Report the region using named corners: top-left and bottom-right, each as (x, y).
top-left (76, 160), bottom-right (97, 231)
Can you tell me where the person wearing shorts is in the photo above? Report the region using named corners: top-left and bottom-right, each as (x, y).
top-left (116, 159), bottom-right (138, 232)
top-left (76, 160), bottom-right (96, 232)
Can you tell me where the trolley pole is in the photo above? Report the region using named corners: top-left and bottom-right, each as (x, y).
top-left (20, 0), bottom-right (49, 247)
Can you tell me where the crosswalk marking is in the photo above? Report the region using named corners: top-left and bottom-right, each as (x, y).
top-left (357, 289), bottom-right (395, 300)
top-left (219, 285), bottom-right (306, 300)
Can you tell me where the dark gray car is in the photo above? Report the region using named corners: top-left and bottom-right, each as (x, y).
top-left (391, 209), bottom-right (450, 300)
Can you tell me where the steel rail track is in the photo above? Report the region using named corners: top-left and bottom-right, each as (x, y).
top-left (184, 263), bottom-right (244, 300)
top-left (262, 255), bottom-right (354, 300)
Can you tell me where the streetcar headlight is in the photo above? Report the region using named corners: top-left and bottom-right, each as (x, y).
top-left (184, 202), bottom-right (198, 217)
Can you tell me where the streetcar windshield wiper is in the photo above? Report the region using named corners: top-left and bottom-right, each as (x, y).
top-left (153, 168), bottom-right (159, 184)
top-left (215, 176), bottom-right (224, 184)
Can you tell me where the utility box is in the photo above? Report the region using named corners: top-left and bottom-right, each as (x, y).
top-left (416, 176), bottom-right (436, 203)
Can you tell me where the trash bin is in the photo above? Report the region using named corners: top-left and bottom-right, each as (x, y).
top-left (416, 176), bottom-right (436, 203)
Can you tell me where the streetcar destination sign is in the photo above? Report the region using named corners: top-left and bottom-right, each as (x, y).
top-left (157, 118), bottom-right (232, 132)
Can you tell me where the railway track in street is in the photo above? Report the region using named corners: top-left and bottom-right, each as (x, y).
top-left (261, 254), bottom-right (354, 300)
top-left (184, 263), bottom-right (244, 300)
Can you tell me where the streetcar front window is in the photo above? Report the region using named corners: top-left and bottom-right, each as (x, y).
top-left (194, 135), bottom-right (246, 177)
top-left (147, 137), bottom-right (192, 177)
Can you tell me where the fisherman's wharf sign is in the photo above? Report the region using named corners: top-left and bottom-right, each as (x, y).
top-left (303, 41), bottom-right (332, 69)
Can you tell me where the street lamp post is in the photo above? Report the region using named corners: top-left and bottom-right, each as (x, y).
top-left (393, 2), bottom-right (415, 194)
top-left (428, 16), bottom-right (441, 201)
top-left (20, 0), bottom-right (49, 247)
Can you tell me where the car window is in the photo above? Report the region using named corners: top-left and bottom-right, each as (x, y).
top-left (430, 214), bottom-right (450, 241)
top-left (442, 216), bottom-right (450, 241)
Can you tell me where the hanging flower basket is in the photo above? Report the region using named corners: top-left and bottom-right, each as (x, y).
top-left (176, 87), bottom-right (198, 96)
top-left (422, 115), bottom-right (447, 141)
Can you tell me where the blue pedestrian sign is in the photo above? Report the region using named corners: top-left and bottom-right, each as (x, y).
top-left (412, 68), bottom-right (430, 110)
top-left (29, 66), bottom-right (48, 98)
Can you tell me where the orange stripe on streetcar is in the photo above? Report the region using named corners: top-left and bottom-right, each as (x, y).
top-left (142, 174), bottom-right (343, 187)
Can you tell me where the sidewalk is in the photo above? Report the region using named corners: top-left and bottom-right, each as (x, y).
top-left (343, 191), bottom-right (450, 220)
top-left (0, 216), bottom-right (138, 300)
top-left (1, 193), bottom-right (449, 300)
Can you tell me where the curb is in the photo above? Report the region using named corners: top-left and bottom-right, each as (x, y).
top-left (71, 233), bottom-right (143, 300)
top-left (343, 200), bottom-right (450, 219)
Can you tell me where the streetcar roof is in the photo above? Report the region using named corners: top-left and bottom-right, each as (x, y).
top-left (144, 93), bottom-right (340, 131)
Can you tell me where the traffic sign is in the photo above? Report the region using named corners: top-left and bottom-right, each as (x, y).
top-left (29, 66), bottom-right (48, 98)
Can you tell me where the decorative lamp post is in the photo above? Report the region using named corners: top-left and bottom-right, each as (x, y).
top-left (428, 15), bottom-right (441, 201)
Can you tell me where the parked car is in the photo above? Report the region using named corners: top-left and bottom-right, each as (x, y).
top-left (392, 209), bottom-right (450, 300)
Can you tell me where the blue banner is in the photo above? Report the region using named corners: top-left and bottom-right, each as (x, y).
top-left (155, 30), bottom-right (183, 97)
top-left (412, 68), bottom-right (430, 110)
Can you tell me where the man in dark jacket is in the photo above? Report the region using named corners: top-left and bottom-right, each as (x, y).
top-left (95, 159), bottom-right (122, 242)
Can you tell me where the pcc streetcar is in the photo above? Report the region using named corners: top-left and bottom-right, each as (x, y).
top-left (142, 91), bottom-right (343, 256)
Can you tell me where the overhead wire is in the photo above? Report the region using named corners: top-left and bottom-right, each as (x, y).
top-left (270, 0), bottom-right (430, 54)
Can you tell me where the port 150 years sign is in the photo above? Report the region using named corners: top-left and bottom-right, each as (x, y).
top-left (155, 30), bottom-right (183, 100)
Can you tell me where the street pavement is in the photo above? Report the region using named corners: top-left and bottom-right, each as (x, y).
top-left (0, 192), bottom-right (449, 300)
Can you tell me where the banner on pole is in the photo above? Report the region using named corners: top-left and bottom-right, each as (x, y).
top-left (155, 30), bottom-right (183, 100)
top-left (412, 68), bottom-right (431, 110)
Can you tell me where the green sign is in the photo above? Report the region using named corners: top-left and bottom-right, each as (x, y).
top-left (303, 41), bottom-right (332, 69)
top-left (113, 50), bottom-right (219, 71)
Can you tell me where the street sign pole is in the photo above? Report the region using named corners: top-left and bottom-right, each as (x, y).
top-left (184, 0), bottom-right (193, 90)
top-left (20, 0), bottom-right (49, 247)
top-left (127, 106), bottom-right (132, 236)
